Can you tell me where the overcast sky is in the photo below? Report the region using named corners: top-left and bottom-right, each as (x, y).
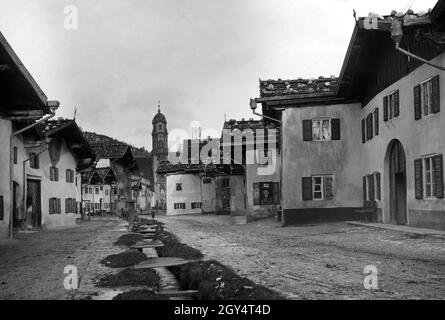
top-left (0, 0), bottom-right (438, 151)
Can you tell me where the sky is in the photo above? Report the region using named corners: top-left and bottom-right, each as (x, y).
top-left (0, 0), bottom-right (438, 151)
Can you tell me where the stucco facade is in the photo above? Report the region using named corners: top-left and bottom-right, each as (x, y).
top-left (166, 173), bottom-right (202, 215)
top-left (0, 118), bottom-right (12, 238)
top-left (360, 53), bottom-right (445, 229)
top-left (280, 103), bottom-right (363, 224)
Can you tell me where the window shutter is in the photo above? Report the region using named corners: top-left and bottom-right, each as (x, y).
top-left (375, 172), bottom-right (381, 200)
top-left (374, 108), bottom-right (379, 136)
top-left (302, 120), bottom-right (313, 141)
top-left (383, 96), bottom-right (389, 121)
top-left (35, 155), bottom-right (39, 169)
top-left (273, 182), bottom-right (280, 205)
top-left (324, 176), bottom-right (334, 200)
top-left (49, 198), bottom-right (53, 215)
top-left (66, 170), bottom-right (69, 182)
top-left (363, 176), bottom-right (367, 202)
top-left (414, 159), bottom-right (423, 199)
top-left (361, 119), bottom-right (366, 143)
top-left (367, 114), bottom-right (373, 140)
top-left (331, 118), bottom-right (340, 140)
top-left (0, 196), bottom-right (3, 220)
top-left (302, 177), bottom-right (313, 201)
top-left (414, 84), bottom-right (422, 120)
top-left (55, 168), bottom-right (59, 181)
top-left (368, 175), bottom-right (375, 201)
top-left (431, 75), bottom-right (440, 114)
top-left (58, 199), bottom-right (61, 214)
top-left (394, 90), bottom-right (400, 117)
top-left (433, 154), bottom-right (444, 198)
top-left (253, 183), bottom-right (260, 205)
top-left (65, 199), bottom-right (68, 213)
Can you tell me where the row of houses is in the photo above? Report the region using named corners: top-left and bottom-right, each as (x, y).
top-left (0, 31), bottom-right (154, 239)
top-left (155, 1), bottom-right (445, 230)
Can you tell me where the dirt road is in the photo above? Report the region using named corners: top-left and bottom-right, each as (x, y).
top-left (158, 215), bottom-right (445, 300)
top-left (0, 217), bottom-right (124, 300)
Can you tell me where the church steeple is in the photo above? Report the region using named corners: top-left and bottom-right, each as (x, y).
top-left (152, 101), bottom-right (168, 159)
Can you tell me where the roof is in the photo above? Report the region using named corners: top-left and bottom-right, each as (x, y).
top-left (152, 108), bottom-right (167, 124)
top-left (83, 131), bottom-right (138, 168)
top-left (37, 119), bottom-right (95, 169)
top-left (259, 77), bottom-right (338, 98)
top-left (257, 1), bottom-right (445, 108)
top-left (0, 32), bottom-right (50, 113)
top-left (223, 118), bottom-right (279, 131)
top-left (157, 161), bottom-right (244, 176)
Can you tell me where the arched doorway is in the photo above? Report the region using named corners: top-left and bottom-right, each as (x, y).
top-left (387, 140), bottom-right (407, 225)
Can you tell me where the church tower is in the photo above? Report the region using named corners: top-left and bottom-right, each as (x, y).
top-left (151, 102), bottom-right (168, 210)
top-left (152, 103), bottom-right (168, 159)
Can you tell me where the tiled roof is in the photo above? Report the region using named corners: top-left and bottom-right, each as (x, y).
top-left (90, 144), bottom-right (129, 160)
top-left (259, 77), bottom-right (338, 98)
top-left (223, 119), bottom-right (279, 130)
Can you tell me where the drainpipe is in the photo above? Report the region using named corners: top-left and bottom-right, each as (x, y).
top-left (9, 101), bottom-right (59, 238)
top-left (250, 99), bottom-right (285, 226)
top-left (391, 19), bottom-right (445, 72)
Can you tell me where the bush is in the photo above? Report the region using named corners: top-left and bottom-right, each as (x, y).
top-left (154, 231), bottom-right (204, 260)
top-left (113, 289), bottom-right (166, 300)
top-left (101, 250), bottom-right (147, 268)
top-left (96, 268), bottom-right (160, 289)
top-left (170, 260), bottom-right (285, 300)
top-left (114, 234), bottom-right (144, 246)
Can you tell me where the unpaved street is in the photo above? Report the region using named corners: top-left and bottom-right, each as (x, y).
top-left (158, 215), bottom-right (445, 300)
top-left (0, 217), bottom-right (124, 300)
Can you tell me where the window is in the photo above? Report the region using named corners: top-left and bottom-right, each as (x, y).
top-left (66, 169), bottom-right (74, 183)
top-left (421, 78), bottom-right (433, 116)
top-left (29, 153), bottom-right (39, 169)
top-left (65, 198), bottom-right (76, 213)
top-left (113, 188), bottom-right (118, 195)
top-left (176, 183), bottom-right (182, 191)
top-left (75, 177), bottom-right (78, 187)
top-left (363, 173), bottom-right (381, 202)
top-left (174, 203), bottom-right (186, 210)
top-left (253, 182), bottom-right (280, 205)
top-left (50, 167), bottom-right (59, 182)
top-left (105, 189), bottom-right (109, 196)
top-left (84, 187), bottom-right (88, 194)
top-left (13, 147), bottom-right (17, 164)
top-left (49, 198), bottom-right (61, 215)
top-left (221, 178), bottom-right (230, 188)
top-left (312, 119), bottom-right (331, 141)
top-left (95, 188), bottom-right (99, 195)
top-left (191, 202), bottom-right (202, 209)
top-left (89, 187), bottom-right (92, 194)
top-left (223, 199), bottom-right (231, 209)
top-left (303, 118), bottom-right (340, 141)
top-left (383, 90), bottom-right (400, 121)
top-left (415, 156), bottom-right (444, 200)
top-left (100, 186), bottom-right (103, 191)
top-left (416, 155), bottom-right (444, 199)
top-left (414, 75), bottom-right (440, 120)
top-left (0, 196), bottom-right (3, 220)
top-left (302, 175), bottom-right (334, 201)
